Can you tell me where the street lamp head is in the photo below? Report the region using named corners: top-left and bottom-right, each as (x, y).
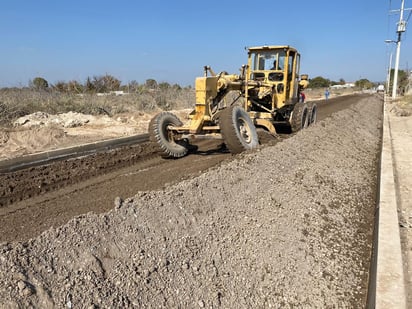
top-left (385, 39), bottom-right (397, 43)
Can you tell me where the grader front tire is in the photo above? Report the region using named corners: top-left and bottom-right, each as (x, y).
top-left (148, 112), bottom-right (188, 158)
top-left (219, 105), bottom-right (259, 154)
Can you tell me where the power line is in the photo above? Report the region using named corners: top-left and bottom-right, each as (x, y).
top-left (406, 10), bottom-right (412, 22)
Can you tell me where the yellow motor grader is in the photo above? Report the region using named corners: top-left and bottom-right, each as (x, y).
top-left (148, 45), bottom-right (316, 158)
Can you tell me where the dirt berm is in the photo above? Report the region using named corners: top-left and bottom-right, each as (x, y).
top-left (0, 95), bottom-right (382, 308)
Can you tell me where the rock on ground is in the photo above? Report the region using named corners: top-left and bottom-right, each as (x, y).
top-left (0, 96), bottom-right (382, 308)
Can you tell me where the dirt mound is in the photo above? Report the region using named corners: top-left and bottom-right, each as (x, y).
top-left (0, 96), bottom-right (382, 308)
top-left (0, 127), bottom-right (69, 159)
top-left (0, 109), bottom-right (192, 161)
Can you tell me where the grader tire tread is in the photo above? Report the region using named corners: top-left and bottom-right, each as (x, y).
top-left (148, 112), bottom-right (188, 158)
top-left (219, 105), bottom-right (259, 154)
top-left (308, 103), bottom-right (317, 125)
top-left (291, 103), bottom-right (309, 133)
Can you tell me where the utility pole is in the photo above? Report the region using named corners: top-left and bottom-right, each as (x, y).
top-left (389, 0), bottom-right (411, 99)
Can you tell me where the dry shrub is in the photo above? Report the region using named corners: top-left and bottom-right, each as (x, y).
top-left (401, 94), bottom-right (412, 106)
top-left (0, 88), bottom-right (195, 127)
top-left (398, 94), bottom-right (412, 114)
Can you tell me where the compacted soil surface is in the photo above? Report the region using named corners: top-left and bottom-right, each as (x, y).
top-left (0, 94), bottom-right (382, 308)
top-left (0, 95), bottom-right (362, 242)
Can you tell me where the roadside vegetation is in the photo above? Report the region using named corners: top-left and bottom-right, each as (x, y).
top-left (0, 72), bottom-right (408, 127)
top-left (399, 94), bottom-right (412, 109)
top-left (0, 75), bottom-right (194, 126)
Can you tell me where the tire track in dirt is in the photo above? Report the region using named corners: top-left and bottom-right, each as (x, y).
top-left (0, 94), bottom-right (383, 308)
top-left (0, 94), bottom-right (370, 243)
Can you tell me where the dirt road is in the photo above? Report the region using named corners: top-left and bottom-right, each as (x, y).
top-left (0, 95), bottom-right (364, 243)
top-left (0, 94), bottom-right (382, 308)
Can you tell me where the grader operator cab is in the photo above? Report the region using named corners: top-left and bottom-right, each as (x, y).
top-left (149, 45), bottom-right (316, 158)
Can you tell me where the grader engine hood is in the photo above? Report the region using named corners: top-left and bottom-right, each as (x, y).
top-left (195, 76), bottom-right (218, 107)
top-left (194, 74), bottom-right (242, 106)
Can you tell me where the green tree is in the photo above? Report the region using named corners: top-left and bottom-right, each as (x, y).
top-left (31, 77), bottom-right (49, 90)
top-left (53, 80), bottom-right (83, 93)
top-left (92, 74), bottom-right (121, 93)
top-left (388, 69), bottom-right (409, 95)
top-left (85, 77), bottom-right (96, 93)
top-left (67, 80), bottom-right (84, 93)
top-left (145, 79), bottom-right (158, 89)
top-left (124, 80), bottom-right (139, 93)
top-left (53, 81), bottom-right (68, 92)
top-left (172, 83), bottom-right (182, 91)
top-left (355, 78), bottom-right (373, 89)
top-left (398, 70), bottom-right (409, 95)
top-left (308, 76), bottom-right (330, 88)
top-left (158, 82), bottom-right (171, 90)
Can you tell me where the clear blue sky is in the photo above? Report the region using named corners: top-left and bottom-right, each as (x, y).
top-left (0, 0), bottom-right (411, 87)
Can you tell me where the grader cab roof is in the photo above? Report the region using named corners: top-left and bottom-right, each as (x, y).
top-left (247, 45), bottom-right (297, 53)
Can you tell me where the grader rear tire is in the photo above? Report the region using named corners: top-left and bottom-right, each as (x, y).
top-left (219, 105), bottom-right (259, 154)
top-left (148, 112), bottom-right (188, 158)
top-left (308, 103), bottom-right (317, 125)
top-left (290, 103), bottom-right (309, 133)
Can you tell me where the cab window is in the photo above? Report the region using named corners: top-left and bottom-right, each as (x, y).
top-left (250, 50), bottom-right (286, 71)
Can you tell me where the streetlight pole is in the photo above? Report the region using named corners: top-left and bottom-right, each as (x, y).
top-left (387, 52), bottom-right (393, 94)
top-left (391, 0), bottom-right (406, 99)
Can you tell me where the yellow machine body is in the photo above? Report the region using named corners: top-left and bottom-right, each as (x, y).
top-left (150, 45), bottom-right (313, 158)
top-left (176, 45), bottom-right (308, 136)
top-left (246, 45), bottom-right (302, 109)
top-left (158, 45), bottom-right (308, 149)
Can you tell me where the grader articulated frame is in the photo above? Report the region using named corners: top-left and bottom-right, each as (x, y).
top-left (149, 45), bottom-right (317, 158)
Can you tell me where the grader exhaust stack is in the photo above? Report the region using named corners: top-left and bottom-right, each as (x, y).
top-left (148, 45), bottom-right (316, 158)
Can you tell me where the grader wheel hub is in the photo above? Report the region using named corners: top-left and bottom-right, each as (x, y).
top-left (238, 117), bottom-right (253, 143)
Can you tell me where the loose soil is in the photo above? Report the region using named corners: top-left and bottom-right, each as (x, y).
top-left (0, 95), bottom-right (364, 241)
top-left (0, 109), bottom-right (190, 161)
top-left (0, 94), bottom-right (383, 308)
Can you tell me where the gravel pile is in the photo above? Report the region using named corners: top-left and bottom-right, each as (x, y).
top-left (0, 96), bottom-right (382, 308)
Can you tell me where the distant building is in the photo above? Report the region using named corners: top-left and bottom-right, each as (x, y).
top-left (97, 90), bottom-right (128, 96)
top-left (330, 83), bottom-right (355, 89)
top-left (111, 90), bottom-right (127, 96)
